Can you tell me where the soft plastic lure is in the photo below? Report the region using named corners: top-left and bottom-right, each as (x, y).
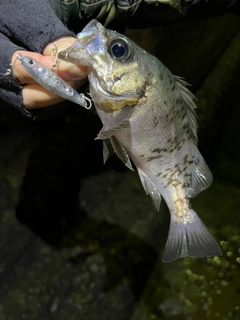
top-left (17, 54), bottom-right (91, 109)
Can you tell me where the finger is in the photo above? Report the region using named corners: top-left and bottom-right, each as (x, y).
top-left (12, 50), bottom-right (55, 84)
top-left (11, 51), bottom-right (38, 84)
top-left (43, 37), bottom-right (88, 79)
top-left (43, 36), bottom-right (77, 55)
top-left (23, 83), bottom-right (66, 108)
top-left (56, 58), bottom-right (87, 81)
top-left (22, 79), bottom-right (86, 109)
top-left (12, 50), bottom-right (87, 85)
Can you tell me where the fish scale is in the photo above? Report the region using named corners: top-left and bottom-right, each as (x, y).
top-left (59, 19), bottom-right (222, 261)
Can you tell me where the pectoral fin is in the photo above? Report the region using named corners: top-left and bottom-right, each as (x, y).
top-left (137, 168), bottom-right (161, 211)
top-left (96, 105), bottom-right (133, 140)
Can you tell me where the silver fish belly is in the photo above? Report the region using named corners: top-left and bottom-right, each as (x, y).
top-left (17, 54), bottom-right (90, 109)
top-left (59, 19), bottom-right (222, 262)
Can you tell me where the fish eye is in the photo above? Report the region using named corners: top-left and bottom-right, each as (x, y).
top-left (108, 37), bottom-right (132, 62)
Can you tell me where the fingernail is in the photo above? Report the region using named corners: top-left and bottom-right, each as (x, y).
top-left (58, 60), bottom-right (87, 80)
top-left (53, 37), bottom-right (77, 49)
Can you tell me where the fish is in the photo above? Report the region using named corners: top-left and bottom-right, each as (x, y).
top-left (59, 19), bottom-right (222, 262)
top-left (17, 54), bottom-right (91, 109)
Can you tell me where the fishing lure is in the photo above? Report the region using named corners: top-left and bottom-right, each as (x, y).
top-left (17, 54), bottom-right (92, 109)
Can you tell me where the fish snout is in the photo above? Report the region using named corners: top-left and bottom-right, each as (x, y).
top-left (77, 19), bottom-right (105, 49)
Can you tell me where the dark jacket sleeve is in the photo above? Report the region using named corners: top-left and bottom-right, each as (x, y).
top-left (124, 0), bottom-right (240, 28)
top-left (62, 0), bottom-right (240, 31)
top-left (0, 0), bottom-right (74, 119)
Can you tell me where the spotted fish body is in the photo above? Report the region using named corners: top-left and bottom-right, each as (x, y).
top-left (59, 19), bottom-right (222, 261)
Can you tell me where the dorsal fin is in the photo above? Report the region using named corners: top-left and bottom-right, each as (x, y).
top-left (188, 148), bottom-right (213, 198)
top-left (174, 76), bottom-right (213, 198)
top-left (174, 76), bottom-right (198, 144)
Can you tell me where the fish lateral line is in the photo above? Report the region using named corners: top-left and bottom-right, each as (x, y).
top-left (17, 54), bottom-right (92, 110)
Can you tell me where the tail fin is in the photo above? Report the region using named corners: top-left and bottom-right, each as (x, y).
top-left (162, 210), bottom-right (222, 262)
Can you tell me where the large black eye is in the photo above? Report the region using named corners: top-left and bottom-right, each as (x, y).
top-left (108, 37), bottom-right (132, 62)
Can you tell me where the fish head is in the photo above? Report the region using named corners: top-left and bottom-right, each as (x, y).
top-left (60, 20), bottom-right (150, 112)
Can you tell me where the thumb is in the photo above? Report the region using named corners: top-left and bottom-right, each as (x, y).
top-left (43, 37), bottom-right (87, 80)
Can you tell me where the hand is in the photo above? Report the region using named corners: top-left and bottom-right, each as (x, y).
top-left (11, 37), bottom-right (88, 109)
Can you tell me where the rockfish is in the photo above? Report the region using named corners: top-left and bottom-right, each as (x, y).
top-left (59, 19), bottom-right (222, 261)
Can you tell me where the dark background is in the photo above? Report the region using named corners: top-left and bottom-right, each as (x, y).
top-left (0, 13), bottom-right (240, 320)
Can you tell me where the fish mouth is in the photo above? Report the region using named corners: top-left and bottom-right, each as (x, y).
top-left (89, 75), bottom-right (142, 112)
top-left (92, 76), bottom-right (140, 102)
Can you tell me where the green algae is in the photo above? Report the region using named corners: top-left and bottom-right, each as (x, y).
top-left (129, 181), bottom-right (240, 320)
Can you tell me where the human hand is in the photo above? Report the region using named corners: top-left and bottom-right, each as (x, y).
top-left (11, 37), bottom-right (87, 109)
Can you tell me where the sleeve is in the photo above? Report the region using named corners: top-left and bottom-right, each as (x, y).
top-left (124, 0), bottom-right (240, 28)
top-left (0, 32), bottom-right (31, 117)
top-left (0, 0), bottom-right (75, 119)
